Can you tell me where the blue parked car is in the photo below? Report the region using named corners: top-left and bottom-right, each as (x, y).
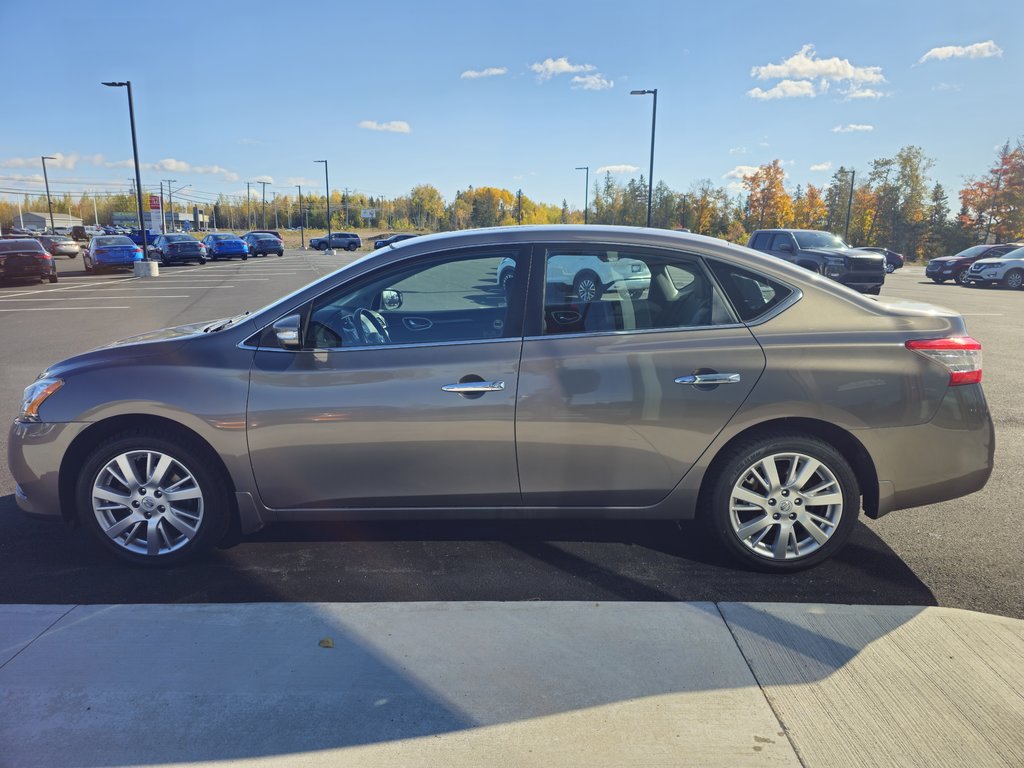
top-left (202, 233), bottom-right (249, 261)
top-left (83, 236), bottom-right (144, 273)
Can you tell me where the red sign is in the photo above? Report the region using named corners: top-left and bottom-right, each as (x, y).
top-left (149, 195), bottom-right (161, 210)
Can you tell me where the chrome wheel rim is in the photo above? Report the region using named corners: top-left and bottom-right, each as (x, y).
top-left (1007, 272), bottom-right (1022, 289)
top-left (576, 277), bottom-right (598, 301)
top-left (956, 270), bottom-right (970, 285)
top-left (91, 450), bottom-right (204, 557)
top-left (729, 452), bottom-right (843, 561)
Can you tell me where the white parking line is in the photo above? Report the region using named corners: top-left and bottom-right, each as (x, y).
top-left (0, 296), bottom-right (190, 302)
top-left (0, 306), bottom-right (129, 311)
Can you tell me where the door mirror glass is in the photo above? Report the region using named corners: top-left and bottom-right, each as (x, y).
top-left (273, 314), bottom-right (303, 350)
top-left (380, 289), bottom-right (403, 311)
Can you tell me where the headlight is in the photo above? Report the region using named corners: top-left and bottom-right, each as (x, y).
top-left (20, 377), bottom-right (63, 421)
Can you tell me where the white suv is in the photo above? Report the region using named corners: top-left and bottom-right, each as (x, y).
top-left (965, 245), bottom-right (1024, 289)
top-left (497, 253), bottom-right (651, 301)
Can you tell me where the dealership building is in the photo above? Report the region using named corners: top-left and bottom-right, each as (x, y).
top-left (15, 212), bottom-right (83, 231)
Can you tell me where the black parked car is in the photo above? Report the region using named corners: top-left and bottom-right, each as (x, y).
top-left (242, 233), bottom-right (284, 258)
top-left (310, 232), bottom-right (361, 251)
top-left (242, 230), bottom-right (283, 243)
top-left (859, 247), bottom-right (904, 274)
top-left (148, 234), bottom-right (207, 265)
top-left (0, 238), bottom-right (58, 283)
top-left (374, 233), bottom-right (417, 249)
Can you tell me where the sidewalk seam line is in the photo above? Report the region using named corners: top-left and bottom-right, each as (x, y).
top-left (714, 602), bottom-right (807, 768)
top-left (0, 604), bottom-right (78, 673)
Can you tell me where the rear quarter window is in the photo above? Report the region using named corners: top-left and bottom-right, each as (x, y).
top-left (707, 261), bottom-right (794, 322)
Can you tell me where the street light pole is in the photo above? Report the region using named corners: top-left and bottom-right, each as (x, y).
top-left (315, 160), bottom-right (332, 254)
top-left (162, 179), bottom-right (177, 232)
top-left (246, 182), bottom-right (252, 229)
top-left (297, 185), bottom-right (305, 249)
top-left (630, 88), bottom-right (658, 227)
top-left (102, 81), bottom-right (148, 256)
top-left (40, 156), bottom-right (56, 233)
top-left (574, 166), bottom-right (589, 224)
top-left (258, 180), bottom-right (269, 228)
top-left (841, 169), bottom-right (856, 243)
top-left (169, 183), bottom-right (189, 232)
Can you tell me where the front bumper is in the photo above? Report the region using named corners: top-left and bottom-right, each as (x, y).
top-left (8, 420), bottom-right (89, 520)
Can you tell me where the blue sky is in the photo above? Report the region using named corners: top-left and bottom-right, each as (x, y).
top-left (1, 0), bottom-right (1019, 211)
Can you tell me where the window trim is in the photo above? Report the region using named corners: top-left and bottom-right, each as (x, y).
top-left (704, 256), bottom-right (802, 325)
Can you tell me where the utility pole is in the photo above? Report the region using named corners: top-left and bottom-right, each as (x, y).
top-left (844, 169), bottom-right (856, 243)
top-left (246, 182), bottom-right (252, 229)
top-left (92, 193), bottom-right (99, 226)
top-left (273, 193), bottom-right (279, 229)
top-left (159, 181), bottom-right (165, 233)
top-left (517, 189), bottom-right (523, 224)
top-left (575, 166), bottom-right (589, 224)
top-left (315, 160), bottom-right (332, 253)
top-left (297, 185), bottom-right (305, 249)
top-left (40, 156), bottom-right (56, 233)
top-left (163, 179), bottom-right (178, 232)
top-left (258, 180), bottom-right (269, 228)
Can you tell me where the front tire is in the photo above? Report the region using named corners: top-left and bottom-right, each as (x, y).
top-left (572, 272), bottom-right (603, 303)
top-left (704, 433), bottom-right (860, 571)
top-left (76, 430), bottom-right (230, 567)
top-left (1003, 269), bottom-right (1023, 290)
top-left (885, 263), bottom-right (895, 274)
top-left (956, 270), bottom-right (971, 286)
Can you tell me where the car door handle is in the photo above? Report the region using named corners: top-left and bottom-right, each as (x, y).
top-left (442, 381), bottom-right (506, 393)
top-left (674, 373), bottom-right (742, 385)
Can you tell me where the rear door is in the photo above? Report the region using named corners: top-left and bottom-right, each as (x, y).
top-left (515, 243), bottom-right (766, 507)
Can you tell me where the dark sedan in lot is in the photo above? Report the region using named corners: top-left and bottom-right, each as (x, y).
top-left (148, 234), bottom-right (207, 265)
top-left (242, 233), bottom-right (283, 257)
top-left (0, 238), bottom-right (59, 283)
top-left (9, 226), bottom-right (993, 571)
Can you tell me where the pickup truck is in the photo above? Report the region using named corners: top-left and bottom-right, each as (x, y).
top-left (747, 228), bottom-right (885, 294)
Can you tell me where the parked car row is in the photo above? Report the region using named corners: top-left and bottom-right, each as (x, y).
top-left (926, 243), bottom-right (1024, 289)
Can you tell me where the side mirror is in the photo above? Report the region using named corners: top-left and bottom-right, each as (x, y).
top-left (380, 289), bottom-right (403, 311)
top-left (272, 314), bottom-right (302, 350)
top-left (777, 242), bottom-right (793, 253)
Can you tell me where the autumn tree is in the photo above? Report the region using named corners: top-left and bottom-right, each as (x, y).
top-left (743, 160), bottom-right (793, 229)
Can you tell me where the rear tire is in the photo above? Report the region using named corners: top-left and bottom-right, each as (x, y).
top-left (48, 273), bottom-right (58, 283)
top-left (572, 272), bottom-right (603, 303)
top-left (703, 433), bottom-right (860, 572)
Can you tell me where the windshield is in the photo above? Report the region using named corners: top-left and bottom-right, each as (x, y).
top-left (0, 240), bottom-right (43, 252)
top-left (210, 234), bottom-right (236, 241)
top-left (166, 234), bottom-right (193, 242)
top-left (94, 236), bottom-right (134, 246)
top-left (793, 231), bottom-right (850, 249)
top-left (953, 245), bottom-right (990, 258)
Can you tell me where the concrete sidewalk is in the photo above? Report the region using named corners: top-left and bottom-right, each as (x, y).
top-left (1, 602), bottom-right (1021, 768)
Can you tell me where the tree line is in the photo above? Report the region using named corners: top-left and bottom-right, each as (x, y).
top-left (3, 138), bottom-right (1021, 260)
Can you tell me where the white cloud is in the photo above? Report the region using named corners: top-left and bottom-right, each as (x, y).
top-left (285, 176), bottom-right (320, 187)
top-left (596, 164), bottom-right (640, 174)
top-left (358, 120), bottom-right (412, 133)
top-left (843, 86), bottom-right (886, 99)
top-left (810, 161), bottom-right (833, 171)
top-left (2, 152), bottom-right (80, 170)
top-left (729, 146), bottom-right (747, 155)
top-left (571, 73), bottom-right (613, 91)
top-left (460, 66), bottom-right (507, 79)
top-left (752, 44), bottom-right (884, 84)
top-left (723, 165), bottom-right (760, 181)
top-left (747, 79), bottom-right (817, 100)
top-left (152, 158), bottom-right (191, 173)
top-left (832, 124), bottom-right (874, 133)
top-left (251, 175), bottom-right (274, 184)
top-left (529, 57), bottom-right (595, 81)
top-left (918, 40), bottom-right (1003, 64)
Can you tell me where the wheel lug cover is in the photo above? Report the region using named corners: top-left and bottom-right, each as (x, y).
top-left (789, 513), bottom-right (797, 520)
top-left (781, 489), bottom-right (789, 497)
top-left (139, 488), bottom-right (146, 495)
top-left (768, 499), bottom-right (777, 506)
top-left (131, 500), bottom-right (140, 508)
top-left (772, 513), bottom-right (781, 520)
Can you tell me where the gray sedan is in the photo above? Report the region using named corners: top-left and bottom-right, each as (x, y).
top-left (9, 226), bottom-right (994, 570)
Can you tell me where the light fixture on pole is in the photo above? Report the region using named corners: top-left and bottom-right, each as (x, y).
top-left (315, 160), bottom-right (332, 254)
top-left (40, 156), bottom-right (56, 233)
top-left (629, 88), bottom-right (658, 227)
top-left (102, 81), bottom-right (148, 257)
top-left (574, 166), bottom-right (589, 224)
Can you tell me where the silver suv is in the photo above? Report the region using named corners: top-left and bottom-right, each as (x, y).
top-left (965, 246), bottom-right (1024, 289)
top-left (498, 253), bottom-right (651, 300)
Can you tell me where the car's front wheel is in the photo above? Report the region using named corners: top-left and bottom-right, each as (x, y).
top-left (1003, 269), bottom-right (1023, 290)
top-left (76, 430), bottom-right (229, 566)
top-left (573, 272), bottom-right (602, 302)
top-left (705, 433), bottom-right (860, 571)
top-left (885, 263), bottom-right (895, 274)
top-left (956, 270), bottom-right (971, 286)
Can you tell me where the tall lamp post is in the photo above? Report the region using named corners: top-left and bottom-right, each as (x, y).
top-left (297, 185), bottom-right (305, 249)
top-left (40, 156), bottom-right (56, 233)
top-left (102, 81), bottom-right (148, 256)
top-left (315, 160), bottom-right (332, 254)
top-left (258, 180), bottom-right (269, 228)
top-left (574, 166), bottom-right (589, 224)
top-left (629, 88), bottom-right (658, 227)
top-left (839, 169), bottom-right (856, 243)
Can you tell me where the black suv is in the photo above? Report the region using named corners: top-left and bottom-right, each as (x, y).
top-left (925, 244), bottom-right (1020, 285)
top-left (747, 229), bottom-right (885, 294)
top-left (310, 232), bottom-right (361, 251)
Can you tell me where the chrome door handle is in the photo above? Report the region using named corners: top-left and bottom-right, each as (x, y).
top-left (674, 373), bottom-right (742, 385)
top-left (442, 381), bottom-right (506, 393)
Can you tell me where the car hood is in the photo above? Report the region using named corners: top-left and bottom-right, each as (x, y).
top-left (971, 257), bottom-right (1013, 267)
top-left (41, 318), bottom-right (231, 378)
top-left (929, 256), bottom-right (966, 264)
top-left (802, 247), bottom-right (885, 262)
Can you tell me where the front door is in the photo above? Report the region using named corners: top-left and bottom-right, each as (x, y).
top-left (247, 246), bottom-right (528, 510)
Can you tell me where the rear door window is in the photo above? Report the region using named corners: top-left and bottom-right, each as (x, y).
top-left (707, 261), bottom-right (795, 322)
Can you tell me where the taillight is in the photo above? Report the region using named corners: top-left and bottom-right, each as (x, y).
top-left (133, 247), bottom-right (143, 254)
top-left (37, 252), bottom-right (52, 260)
top-left (906, 337), bottom-right (982, 385)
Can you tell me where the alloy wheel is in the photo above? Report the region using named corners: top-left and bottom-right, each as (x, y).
top-left (575, 276), bottom-right (599, 302)
top-left (728, 452), bottom-right (844, 561)
top-left (91, 450), bottom-right (205, 557)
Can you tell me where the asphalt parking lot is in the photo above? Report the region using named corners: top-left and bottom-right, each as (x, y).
top-left (0, 255), bottom-right (1020, 618)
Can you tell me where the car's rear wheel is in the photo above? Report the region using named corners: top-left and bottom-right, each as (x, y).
top-left (76, 430), bottom-right (229, 567)
top-left (705, 433), bottom-right (860, 571)
top-left (1003, 269), bottom-right (1023, 290)
top-left (573, 272), bottom-right (602, 302)
top-left (346, 242), bottom-right (357, 251)
top-left (48, 273), bottom-right (58, 283)
top-left (198, 257), bottom-right (206, 265)
top-left (956, 270), bottom-right (971, 286)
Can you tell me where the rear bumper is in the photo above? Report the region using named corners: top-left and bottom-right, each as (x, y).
top-left (858, 384), bottom-right (994, 516)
